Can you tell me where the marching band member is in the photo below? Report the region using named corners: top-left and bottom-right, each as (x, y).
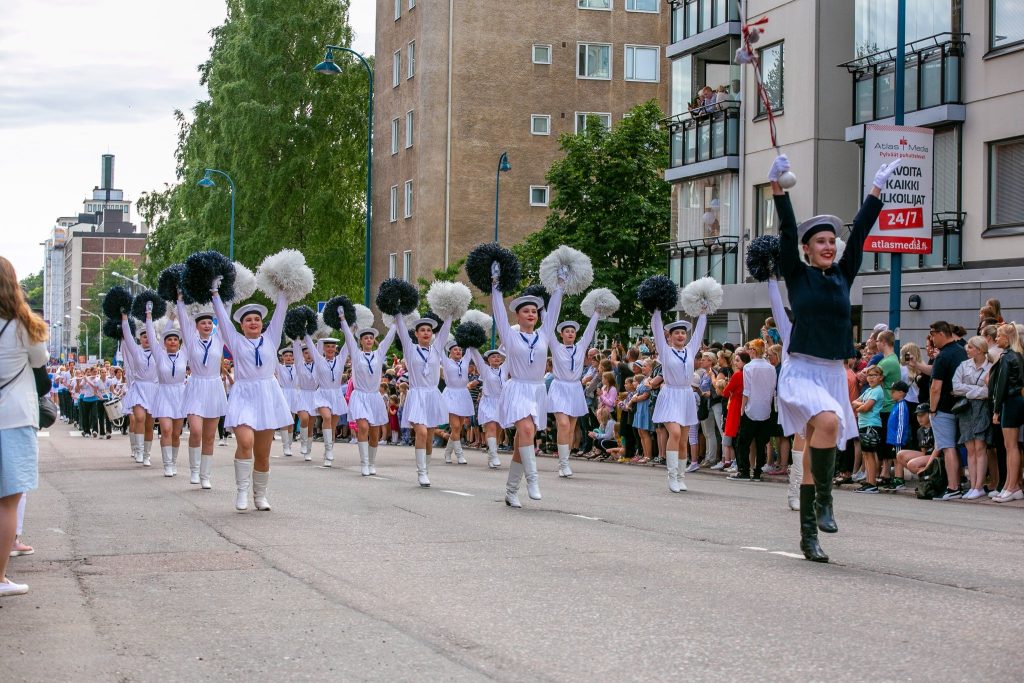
top-left (341, 321), bottom-right (398, 476)
top-left (177, 297), bottom-right (227, 488)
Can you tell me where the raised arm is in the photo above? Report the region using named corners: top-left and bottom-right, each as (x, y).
top-left (119, 316), bottom-right (144, 363)
top-left (466, 346), bottom-right (485, 373)
top-left (650, 310), bottom-right (668, 359)
top-left (176, 297), bottom-right (195, 342)
top-left (144, 314), bottom-right (167, 363)
top-left (578, 311), bottom-right (601, 352)
top-left (542, 285), bottom-right (565, 347)
top-left (341, 319), bottom-right (359, 358)
top-left (686, 314), bottom-right (707, 357)
top-left (839, 194), bottom-right (884, 284)
top-left (767, 278), bottom-right (792, 349)
top-left (395, 313), bottom-right (415, 355)
top-left (211, 292), bottom-right (241, 347)
top-left (304, 333), bottom-right (325, 369)
top-left (434, 316), bottom-right (453, 354)
top-left (491, 284), bottom-right (512, 346)
top-left (775, 193), bottom-right (801, 282)
top-left (264, 291), bottom-right (289, 351)
top-left (377, 323), bottom-right (398, 358)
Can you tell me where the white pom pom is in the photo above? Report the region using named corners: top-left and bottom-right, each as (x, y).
top-left (835, 237), bottom-right (846, 263)
top-left (165, 304), bottom-right (178, 323)
top-left (680, 276), bottom-right (724, 316)
top-left (460, 308), bottom-right (493, 331)
top-left (312, 312), bottom-right (332, 341)
top-left (539, 245), bottom-right (594, 296)
top-left (580, 288), bottom-right (620, 319)
top-left (255, 249), bottom-right (315, 303)
top-left (426, 280), bottom-right (472, 320)
top-left (778, 171), bottom-right (797, 189)
top-left (232, 262), bottom-right (257, 302)
top-left (381, 311), bottom-right (419, 328)
top-left (188, 303), bottom-right (214, 319)
top-left (354, 304), bottom-right (374, 331)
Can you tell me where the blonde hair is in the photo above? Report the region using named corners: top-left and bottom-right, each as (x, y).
top-left (865, 364), bottom-right (883, 377)
top-left (966, 335), bottom-right (988, 356)
top-left (0, 256), bottom-right (48, 344)
top-left (999, 323), bottom-right (1024, 354)
top-left (901, 342), bottom-right (922, 382)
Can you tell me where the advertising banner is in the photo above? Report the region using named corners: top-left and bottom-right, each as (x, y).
top-left (862, 123), bottom-right (934, 254)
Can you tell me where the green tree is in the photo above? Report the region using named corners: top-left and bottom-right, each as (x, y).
top-left (513, 101), bottom-right (671, 339)
top-left (77, 257), bottom-right (139, 361)
top-left (139, 0), bottom-right (369, 307)
top-left (19, 269), bottom-right (43, 311)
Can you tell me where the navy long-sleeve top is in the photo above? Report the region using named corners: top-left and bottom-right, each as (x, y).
top-left (776, 192), bottom-right (883, 360)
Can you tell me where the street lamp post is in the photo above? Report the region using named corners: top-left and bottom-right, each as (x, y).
top-left (111, 271), bottom-right (141, 294)
top-left (79, 306), bottom-right (103, 361)
top-left (315, 45), bottom-right (374, 307)
top-left (491, 152), bottom-right (511, 348)
top-left (198, 168), bottom-right (237, 261)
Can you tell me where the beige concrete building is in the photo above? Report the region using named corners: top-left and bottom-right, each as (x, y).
top-left (665, 0), bottom-right (1024, 345)
top-left (372, 0), bottom-right (669, 296)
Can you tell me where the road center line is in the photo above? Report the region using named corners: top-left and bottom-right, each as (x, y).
top-left (740, 546), bottom-right (768, 551)
top-left (770, 551), bottom-right (805, 559)
top-left (571, 514), bottom-right (602, 521)
top-left (441, 490), bottom-right (474, 497)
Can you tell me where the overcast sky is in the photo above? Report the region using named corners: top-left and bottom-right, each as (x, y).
top-left (0, 0), bottom-right (376, 281)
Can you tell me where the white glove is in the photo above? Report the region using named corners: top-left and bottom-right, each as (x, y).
top-left (872, 158), bottom-right (902, 190)
top-left (557, 265), bottom-right (570, 285)
top-left (145, 301), bottom-right (153, 313)
top-left (211, 275), bottom-right (223, 292)
top-left (767, 154), bottom-right (790, 182)
top-left (491, 262), bottom-right (501, 282)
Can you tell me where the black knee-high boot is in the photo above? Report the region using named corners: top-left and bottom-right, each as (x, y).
top-left (809, 446), bottom-right (838, 533)
top-left (799, 484), bottom-right (828, 562)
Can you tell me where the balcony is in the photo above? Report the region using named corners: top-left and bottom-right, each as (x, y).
top-left (665, 101), bottom-right (740, 182)
top-left (664, 235), bottom-right (739, 287)
top-left (858, 212), bottom-right (964, 273)
top-left (668, 0), bottom-right (741, 55)
top-left (840, 33), bottom-right (967, 142)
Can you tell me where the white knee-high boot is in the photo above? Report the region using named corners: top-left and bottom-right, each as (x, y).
top-left (171, 446), bottom-right (179, 476)
top-left (233, 459), bottom-right (252, 511)
top-left (666, 451), bottom-right (681, 493)
top-left (252, 470), bottom-right (271, 511)
top-left (415, 449), bottom-right (430, 487)
top-left (486, 437), bottom-right (500, 468)
top-left (454, 439), bottom-right (466, 464)
top-left (130, 433), bottom-right (141, 460)
top-left (323, 429), bottom-right (334, 466)
top-left (520, 446), bottom-right (542, 500)
top-left (443, 439), bottom-right (454, 464)
top-left (188, 447), bottom-right (201, 484)
top-left (142, 438), bottom-right (153, 467)
top-left (301, 432), bottom-right (311, 460)
top-left (368, 444), bottom-right (378, 475)
top-left (557, 444), bottom-right (573, 478)
top-left (358, 441), bottom-right (370, 476)
top-left (281, 429), bottom-right (293, 456)
top-left (199, 454), bottom-right (213, 489)
top-left (788, 449), bottom-right (803, 511)
top-left (162, 446), bottom-right (174, 477)
top-left (505, 460), bottom-right (524, 508)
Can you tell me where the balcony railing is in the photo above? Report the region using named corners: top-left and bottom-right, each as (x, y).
top-left (666, 101), bottom-right (740, 169)
top-left (669, 0), bottom-right (741, 44)
top-left (858, 212), bottom-right (964, 273)
top-left (840, 33), bottom-right (966, 125)
top-left (664, 235), bottom-right (739, 287)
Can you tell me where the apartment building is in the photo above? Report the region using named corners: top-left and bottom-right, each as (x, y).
top-left (664, 0), bottom-right (1024, 345)
top-left (373, 0), bottom-right (669, 295)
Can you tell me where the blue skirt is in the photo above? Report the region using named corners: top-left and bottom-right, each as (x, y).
top-left (0, 426), bottom-right (38, 498)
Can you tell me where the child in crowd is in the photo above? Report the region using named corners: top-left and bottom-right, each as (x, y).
top-left (585, 406), bottom-right (618, 460)
top-left (387, 395), bottom-right (400, 444)
top-left (894, 404), bottom-right (936, 486)
top-left (882, 380), bottom-right (910, 490)
top-left (853, 366), bottom-right (884, 493)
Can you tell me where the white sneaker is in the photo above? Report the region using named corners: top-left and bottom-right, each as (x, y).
top-left (851, 471), bottom-right (867, 482)
top-left (725, 465), bottom-right (738, 474)
top-left (218, 439), bottom-right (227, 446)
top-left (685, 462), bottom-right (700, 473)
top-left (988, 489), bottom-right (1004, 499)
top-left (710, 461), bottom-right (726, 471)
top-left (994, 489), bottom-right (1024, 503)
top-left (0, 578), bottom-right (29, 597)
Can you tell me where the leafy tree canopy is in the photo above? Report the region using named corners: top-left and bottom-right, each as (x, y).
top-left (20, 269), bottom-right (43, 311)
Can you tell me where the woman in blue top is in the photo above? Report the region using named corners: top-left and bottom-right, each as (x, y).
top-left (770, 153), bottom-right (901, 563)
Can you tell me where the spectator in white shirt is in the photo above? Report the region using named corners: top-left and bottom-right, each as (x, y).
top-left (728, 340), bottom-right (778, 481)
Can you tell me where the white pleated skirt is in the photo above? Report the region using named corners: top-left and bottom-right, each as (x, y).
top-left (442, 387), bottom-right (475, 417)
top-left (652, 384), bottom-right (698, 427)
top-left (122, 380), bottom-right (157, 414)
top-left (777, 353), bottom-right (858, 449)
top-left (478, 395), bottom-right (502, 426)
top-left (403, 386), bottom-right (447, 427)
top-left (349, 388), bottom-right (389, 426)
top-left (151, 383), bottom-right (187, 419)
top-left (225, 377), bottom-right (293, 431)
top-left (292, 388), bottom-right (316, 414)
top-left (500, 378), bottom-right (547, 430)
top-left (182, 375), bottom-right (227, 418)
top-left (314, 387), bottom-right (348, 416)
top-left (547, 378), bottom-right (588, 417)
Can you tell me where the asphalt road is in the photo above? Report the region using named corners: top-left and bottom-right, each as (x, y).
top-left (4, 423), bottom-right (1023, 682)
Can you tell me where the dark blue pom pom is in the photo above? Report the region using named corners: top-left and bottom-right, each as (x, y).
top-left (465, 242), bottom-right (521, 293)
top-left (376, 278), bottom-right (419, 316)
top-left (102, 316), bottom-right (135, 341)
top-left (636, 275), bottom-right (678, 314)
top-left (182, 251), bottom-right (235, 304)
top-left (130, 289), bottom-right (167, 321)
top-left (454, 321), bottom-right (487, 350)
top-left (284, 306), bottom-right (318, 340)
top-left (324, 295), bottom-right (356, 330)
top-left (745, 235), bottom-right (781, 282)
top-left (102, 286), bottom-right (134, 319)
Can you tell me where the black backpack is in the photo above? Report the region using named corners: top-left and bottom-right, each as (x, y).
top-left (915, 458), bottom-right (946, 500)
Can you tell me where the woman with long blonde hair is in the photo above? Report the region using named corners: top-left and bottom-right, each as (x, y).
top-left (0, 256), bottom-right (49, 597)
top-left (990, 323), bottom-right (1024, 502)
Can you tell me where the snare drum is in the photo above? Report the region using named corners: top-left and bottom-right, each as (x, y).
top-left (104, 397), bottom-right (124, 422)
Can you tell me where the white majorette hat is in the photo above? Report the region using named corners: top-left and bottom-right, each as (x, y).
top-left (278, 346), bottom-right (293, 356)
top-left (320, 337), bottom-right (340, 345)
top-left (193, 311), bottom-right (214, 323)
top-left (445, 339), bottom-right (460, 352)
top-left (483, 349), bottom-right (506, 360)
top-left (556, 321), bottom-right (580, 333)
top-left (509, 295), bottom-right (544, 313)
top-left (665, 320), bottom-right (692, 334)
top-left (232, 303), bottom-right (268, 323)
top-left (413, 317), bottom-right (440, 331)
top-left (163, 328), bottom-right (182, 341)
top-left (358, 327), bottom-right (379, 339)
top-left (797, 214), bottom-right (843, 244)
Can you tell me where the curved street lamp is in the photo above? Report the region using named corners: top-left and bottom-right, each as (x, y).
top-left (198, 168), bottom-right (237, 261)
top-left (314, 45), bottom-right (374, 307)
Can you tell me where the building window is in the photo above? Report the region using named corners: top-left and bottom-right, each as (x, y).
top-left (404, 180), bottom-right (413, 218)
top-left (575, 112), bottom-right (612, 133)
top-left (531, 114), bottom-right (551, 135)
top-left (394, 0), bottom-right (401, 20)
top-left (753, 184), bottom-right (777, 237)
top-left (756, 42), bottom-right (784, 116)
top-left (391, 118), bottom-right (400, 155)
top-left (407, 41), bottom-right (415, 79)
top-left (389, 185), bottom-right (399, 223)
top-left (405, 110), bottom-right (414, 148)
top-left (532, 44), bottom-right (552, 64)
top-left (577, 43), bottom-right (612, 80)
top-left (991, 0), bottom-right (1024, 50)
top-left (403, 251), bottom-right (412, 281)
top-left (625, 45), bottom-right (660, 82)
top-left (627, 0), bottom-right (659, 11)
top-left (530, 186), bottom-right (550, 207)
top-left (392, 50), bottom-right (401, 87)
top-left (578, 0), bottom-right (611, 9)
top-left (389, 253), bottom-right (398, 278)
top-left (989, 136), bottom-right (1024, 230)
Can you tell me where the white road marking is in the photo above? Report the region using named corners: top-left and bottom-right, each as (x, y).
top-left (441, 490), bottom-right (474, 497)
top-left (770, 551), bottom-right (804, 559)
top-left (740, 546), bottom-right (768, 551)
top-left (571, 514), bottom-right (602, 521)
top-left (37, 432), bottom-right (50, 437)
top-left (69, 431), bottom-right (82, 437)
top-left (47, 528), bottom-right (66, 535)
top-left (367, 476), bottom-right (391, 481)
